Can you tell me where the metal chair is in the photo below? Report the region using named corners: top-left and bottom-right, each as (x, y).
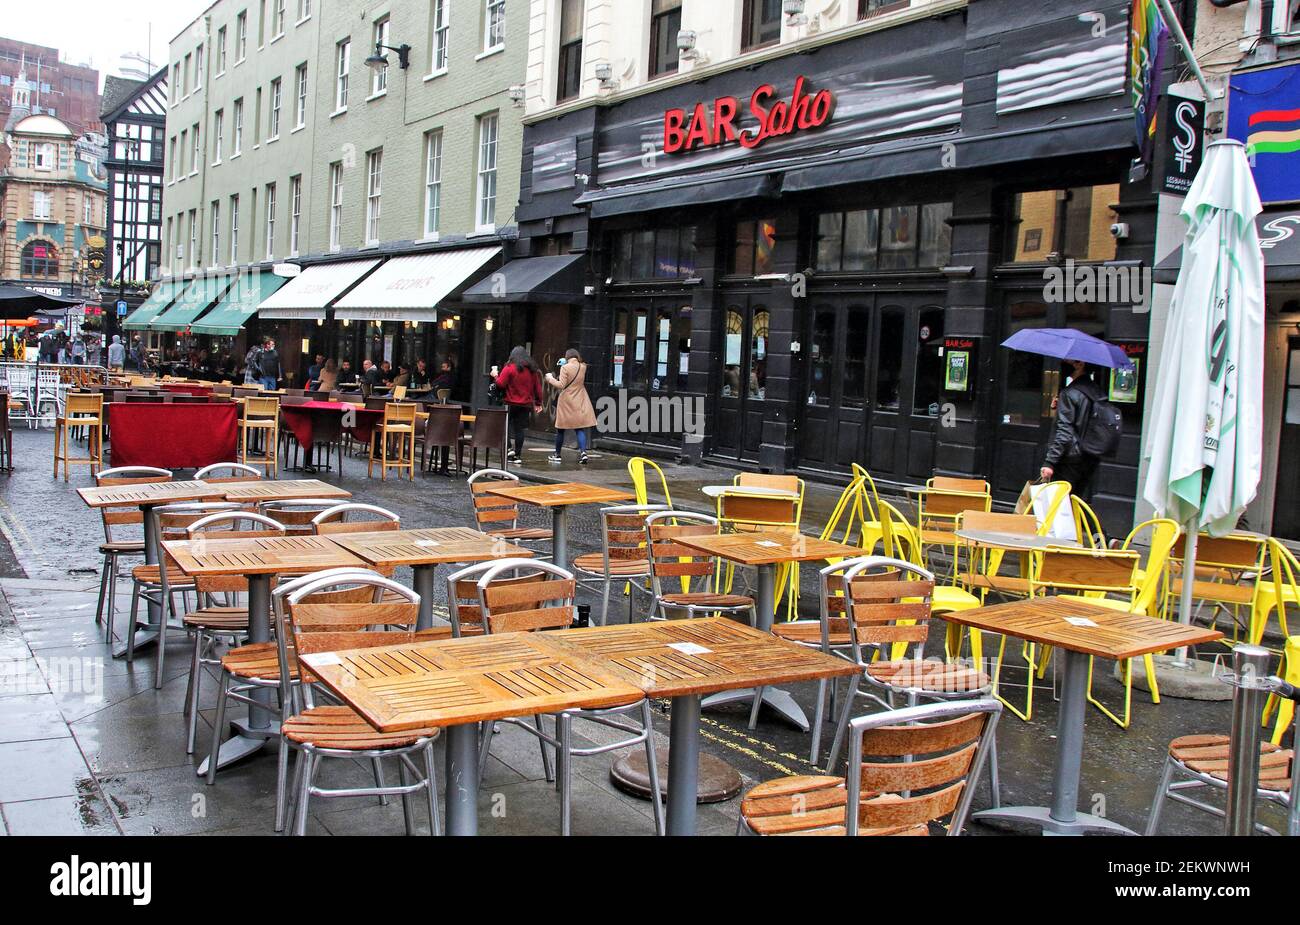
top-left (460, 558), bottom-right (664, 835)
top-left (273, 569), bottom-right (442, 836)
top-left (257, 498), bottom-right (347, 536)
top-left (739, 699), bottom-right (1002, 836)
top-left (467, 468), bottom-right (553, 554)
top-left (92, 466), bottom-right (171, 642)
top-left (310, 503), bottom-right (401, 535)
top-left (572, 504), bottom-right (667, 626)
top-left (628, 455), bottom-right (673, 507)
top-left (644, 510), bottom-right (757, 623)
top-left (194, 462), bottom-right (262, 482)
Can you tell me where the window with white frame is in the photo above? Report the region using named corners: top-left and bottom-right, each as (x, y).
top-left (179, 130), bottom-right (187, 176)
top-left (83, 194), bottom-right (95, 225)
top-left (33, 142), bottom-right (56, 170)
top-left (188, 209), bottom-right (198, 266)
top-left (33, 190), bottom-right (52, 220)
top-left (273, 0), bottom-right (286, 38)
top-left (294, 64), bottom-right (308, 127)
top-left (213, 109), bottom-right (224, 163)
top-left (168, 136), bottom-right (177, 180)
top-left (365, 149), bottom-right (383, 245)
top-left (423, 129), bottom-right (443, 236)
top-left (269, 77), bottom-right (282, 138)
top-left (476, 113), bottom-right (499, 230)
top-left (229, 194), bottom-right (240, 265)
top-left (170, 63), bottom-right (180, 102)
top-left (183, 53), bottom-right (191, 96)
top-left (335, 39), bottom-right (350, 109)
top-left (236, 11), bottom-right (248, 60)
top-left (297, 0), bottom-right (311, 21)
top-left (190, 124), bottom-right (200, 173)
top-left (484, 0), bottom-right (506, 51)
top-left (371, 17), bottom-right (390, 95)
top-left (211, 200), bottom-right (221, 264)
top-left (233, 98), bottom-right (243, 154)
top-left (265, 182), bottom-right (276, 258)
top-left (194, 44), bottom-right (204, 90)
top-left (329, 162), bottom-right (343, 249)
top-left (289, 175), bottom-right (302, 255)
top-left (216, 26), bottom-right (227, 73)
top-left (430, 0), bottom-right (450, 73)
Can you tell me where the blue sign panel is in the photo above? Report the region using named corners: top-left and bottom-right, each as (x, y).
top-left (1228, 62), bottom-right (1300, 204)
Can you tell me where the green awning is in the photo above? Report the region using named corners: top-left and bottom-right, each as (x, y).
top-left (121, 279), bottom-right (184, 330)
top-left (188, 272), bottom-right (288, 336)
top-left (149, 274), bottom-right (236, 331)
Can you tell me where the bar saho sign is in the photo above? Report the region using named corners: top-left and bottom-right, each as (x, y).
top-left (663, 76), bottom-right (836, 154)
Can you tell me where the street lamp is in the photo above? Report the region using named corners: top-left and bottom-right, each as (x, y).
top-left (365, 41), bottom-right (412, 73)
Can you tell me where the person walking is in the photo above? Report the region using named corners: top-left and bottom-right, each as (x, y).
top-left (495, 346), bottom-right (543, 464)
top-left (257, 337), bottom-right (280, 391)
top-left (545, 349), bottom-right (597, 464)
top-left (107, 334), bottom-right (125, 371)
top-left (1040, 359), bottom-right (1105, 501)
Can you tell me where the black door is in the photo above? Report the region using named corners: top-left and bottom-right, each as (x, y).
top-left (991, 296), bottom-right (1104, 499)
top-left (800, 301), bottom-right (869, 470)
top-left (1273, 338), bottom-right (1300, 540)
top-left (714, 297), bottom-right (770, 461)
top-left (609, 297), bottom-right (694, 447)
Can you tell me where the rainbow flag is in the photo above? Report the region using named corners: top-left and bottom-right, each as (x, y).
top-left (1130, 0), bottom-right (1169, 161)
top-left (1245, 107), bottom-right (1300, 157)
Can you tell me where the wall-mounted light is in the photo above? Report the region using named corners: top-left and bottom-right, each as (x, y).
top-left (594, 62), bottom-right (616, 90)
top-left (484, 316), bottom-right (494, 332)
top-left (507, 84), bottom-right (525, 107)
top-left (365, 41), bottom-right (412, 73)
top-left (301, 337), bottom-right (311, 354)
top-left (316, 318), bottom-right (323, 326)
top-left (342, 318), bottom-right (351, 327)
top-left (783, 0), bottom-right (807, 23)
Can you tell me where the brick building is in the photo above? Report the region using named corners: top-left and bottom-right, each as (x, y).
top-left (0, 37), bottom-right (102, 137)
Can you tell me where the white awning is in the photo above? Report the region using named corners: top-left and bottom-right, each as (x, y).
top-left (333, 246), bottom-right (502, 322)
top-left (256, 258), bottom-right (380, 320)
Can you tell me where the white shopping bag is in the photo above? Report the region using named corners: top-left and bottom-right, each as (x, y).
top-left (1029, 482), bottom-right (1077, 542)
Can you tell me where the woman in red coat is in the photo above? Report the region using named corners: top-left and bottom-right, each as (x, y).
top-left (495, 346), bottom-right (543, 463)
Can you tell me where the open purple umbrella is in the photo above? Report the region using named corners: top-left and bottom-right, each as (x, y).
top-left (1001, 328), bottom-right (1134, 369)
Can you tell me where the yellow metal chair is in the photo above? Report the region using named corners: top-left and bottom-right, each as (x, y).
top-left (628, 456), bottom-right (673, 507)
top-left (368, 401), bottom-right (417, 481)
top-left (990, 546), bottom-right (1140, 722)
top-left (1250, 539), bottom-right (1298, 649)
top-left (1263, 636), bottom-right (1300, 746)
top-left (944, 510), bottom-right (1040, 663)
top-left (719, 473), bottom-right (805, 620)
top-left (1070, 495), bottom-right (1107, 550)
top-left (54, 392), bottom-right (104, 480)
top-left (1168, 531), bottom-right (1267, 645)
top-left (915, 482), bottom-right (991, 578)
top-left (238, 395), bottom-right (280, 477)
top-left (1024, 480), bottom-right (1073, 536)
top-left (850, 463), bottom-right (884, 553)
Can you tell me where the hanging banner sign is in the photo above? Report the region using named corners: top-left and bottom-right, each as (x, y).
top-left (663, 76), bottom-right (836, 155)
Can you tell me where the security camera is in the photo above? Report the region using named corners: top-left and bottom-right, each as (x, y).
top-left (1109, 222), bottom-right (1130, 240)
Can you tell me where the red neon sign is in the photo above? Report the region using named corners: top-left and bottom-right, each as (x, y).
top-left (663, 76), bottom-right (836, 155)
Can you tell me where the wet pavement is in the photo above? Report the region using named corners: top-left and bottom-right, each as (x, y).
top-left (0, 426), bottom-right (1259, 836)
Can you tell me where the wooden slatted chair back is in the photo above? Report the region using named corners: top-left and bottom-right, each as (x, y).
top-left (244, 396), bottom-right (279, 419)
top-left (311, 503), bottom-right (401, 536)
top-left (479, 574), bottom-right (577, 634)
top-left (288, 600), bottom-right (421, 659)
top-left (1169, 532), bottom-right (1265, 572)
top-left (383, 401), bottom-right (417, 427)
top-left (850, 708), bottom-right (994, 833)
top-left (647, 520), bottom-right (721, 584)
top-left (469, 472), bottom-right (523, 531)
top-left (919, 488), bottom-right (991, 523)
top-left (93, 469), bottom-right (172, 539)
top-left (1031, 547), bottom-right (1140, 598)
top-left (258, 500), bottom-right (341, 536)
top-left (958, 511), bottom-right (1038, 534)
top-left (717, 492), bottom-right (799, 533)
top-left (601, 505), bottom-right (665, 563)
top-left (186, 514), bottom-right (285, 594)
top-left (66, 392), bottom-right (103, 416)
top-left (930, 476), bottom-right (990, 493)
top-left (448, 568), bottom-right (547, 636)
top-left (843, 559), bottom-right (935, 654)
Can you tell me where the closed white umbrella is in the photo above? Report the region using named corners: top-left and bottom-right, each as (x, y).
top-left (1144, 139), bottom-right (1265, 647)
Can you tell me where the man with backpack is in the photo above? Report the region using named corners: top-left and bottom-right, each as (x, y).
top-left (1040, 359), bottom-right (1122, 502)
top-left (257, 338), bottom-right (280, 391)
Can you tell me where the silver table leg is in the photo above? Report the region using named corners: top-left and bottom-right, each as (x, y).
top-left (973, 648), bottom-right (1135, 835)
top-left (445, 722), bottom-right (480, 836)
top-left (552, 506), bottom-right (569, 570)
top-left (114, 502), bottom-right (162, 658)
top-left (702, 563), bottom-right (810, 730)
top-left (196, 573), bottom-right (276, 777)
top-left (667, 694), bottom-right (701, 836)
top-left (413, 564), bottom-right (436, 631)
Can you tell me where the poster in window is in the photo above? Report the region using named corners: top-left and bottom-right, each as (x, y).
top-left (1109, 359), bottom-right (1139, 404)
top-left (943, 349), bottom-right (970, 392)
top-left (724, 332), bottom-right (742, 366)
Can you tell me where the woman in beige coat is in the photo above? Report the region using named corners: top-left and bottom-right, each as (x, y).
top-left (545, 349), bottom-right (597, 463)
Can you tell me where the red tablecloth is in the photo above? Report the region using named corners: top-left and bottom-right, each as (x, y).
top-left (108, 402), bottom-right (238, 469)
top-left (161, 383), bottom-right (214, 397)
top-left (280, 401), bottom-right (382, 447)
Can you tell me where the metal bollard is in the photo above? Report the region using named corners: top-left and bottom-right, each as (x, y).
top-left (1225, 644), bottom-right (1271, 836)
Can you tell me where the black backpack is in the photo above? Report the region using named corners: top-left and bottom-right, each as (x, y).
top-left (1077, 384), bottom-right (1123, 457)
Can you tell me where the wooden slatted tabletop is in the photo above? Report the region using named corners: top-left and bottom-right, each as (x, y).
top-left (304, 618), bottom-right (859, 731)
top-left (481, 481), bottom-right (634, 508)
top-left (217, 479), bottom-right (352, 502)
top-left (327, 527), bottom-right (535, 567)
top-left (162, 534), bottom-right (368, 576)
top-left (940, 597), bottom-right (1223, 660)
top-left (77, 479), bottom-right (229, 508)
top-left (303, 633), bottom-right (645, 732)
top-left (672, 530), bottom-right (864, 566)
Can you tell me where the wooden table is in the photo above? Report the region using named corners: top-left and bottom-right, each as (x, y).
top-left (78, 479), bottom-right (234, 657)
top-left (481, 481), bottom-right (634, 569)
top-left (304, 617), bottom-right (858, 835)
top-left (942, 597), bottom-right (1222, 835)
top-left (163, 534), bottom-right (369, 776)
top-left (326, 527), bottom-right (534, 630)
top-left (670, 530), bottom-right (864, 730)
top-left (218, 478), bottom-right (351, 503)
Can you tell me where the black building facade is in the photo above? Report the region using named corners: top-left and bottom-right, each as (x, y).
top-left (515, 0), bottom-right (1187, 534)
